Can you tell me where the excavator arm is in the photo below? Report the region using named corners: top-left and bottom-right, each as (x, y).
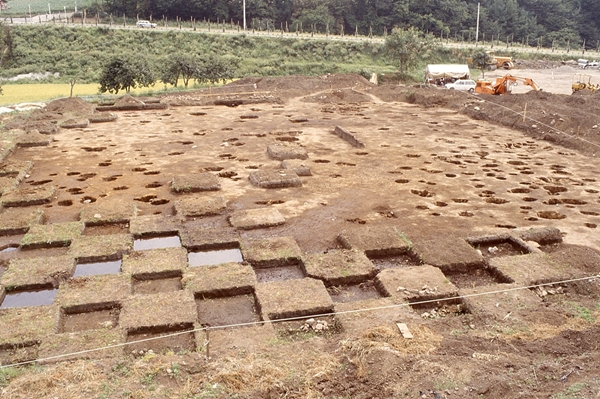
top-left (475, 75), bottom-right (542, 95)
top-left (520, 77), bottom-right (541, 91)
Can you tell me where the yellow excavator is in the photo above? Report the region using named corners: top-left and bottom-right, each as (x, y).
top-left (467, 53), bottom-right (514, 70)
top-left (572, 74), bottom-right (600, 93)
top-left (475, 75), bottom-right (542, 95)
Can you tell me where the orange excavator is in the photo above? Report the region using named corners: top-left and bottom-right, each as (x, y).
top-left (475, 75), bottom-right (542, 95)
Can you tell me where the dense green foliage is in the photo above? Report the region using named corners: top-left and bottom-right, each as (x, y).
top-left (1, 25), bottom-right (406, 82)
top-left (99, 57), bottom-right (155, 93)
top-left (0, 24), bottom-right (571, 87)
top-left (471, 50), bottom-right (494, 78)
top-left (160, 54), bottom-right (238, 87)
top-left (85, 0), bottom-right (600, 47)
top-left (384, 27), bottom-right (434, 73)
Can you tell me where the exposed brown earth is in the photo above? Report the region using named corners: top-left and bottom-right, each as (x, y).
top-left (0, 72), bottom-right (599, 398)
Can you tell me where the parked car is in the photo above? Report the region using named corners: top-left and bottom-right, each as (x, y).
top-left (578, 59), bottom-right (599, 69)
top-left (445, 79), bottom-right (476, 93)
top-left (136, 20), bottom-right (156, 28)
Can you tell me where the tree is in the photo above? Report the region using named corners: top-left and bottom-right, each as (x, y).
top-left (99, 57), bottom-right (155, 94)
top-left (470, 50), bottom-right (494, 79)
top-left (161, 54), bottom-right (201, 88)
top-left (195, 56), bottom-right (239, 85)
top-left (384, 27), bottom-right (432, 73)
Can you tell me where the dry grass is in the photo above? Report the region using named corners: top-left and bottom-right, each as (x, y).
top-left (1, 360), bottom-right (106, 398)
top-left (341, 324), bottom-right (443, 356)
top-left (205, 348), bottom-right (339, 397)
top-left (339, 324), bottom-right (443, 378)
top-left (1, 344), bottom-right (341, 398)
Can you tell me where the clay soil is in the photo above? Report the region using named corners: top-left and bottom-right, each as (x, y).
top-left (1, 68), bottom-right (600, 398)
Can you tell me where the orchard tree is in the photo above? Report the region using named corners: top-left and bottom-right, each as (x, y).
top-left (384, 27), bottom-right (433, 73)
top-left (470, 50), bottom-right (494, 79)
top-left (196, 56), bottom-right (239, 85)
top-left (99, 57), bottom-right (155, 94)
top-left (160, 54), bottom-right (201, 88)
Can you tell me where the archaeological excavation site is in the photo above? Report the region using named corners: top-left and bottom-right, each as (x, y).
top-left (1, 73), bottom-right (600, 398)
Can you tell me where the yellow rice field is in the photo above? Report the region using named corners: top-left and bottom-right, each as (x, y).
top-left (0, 82), bottom-right (195, 106)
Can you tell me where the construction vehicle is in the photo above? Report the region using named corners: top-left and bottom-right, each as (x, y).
top-left (475, 75), bottom-right (542, 95)
top-left (467, 53), bottom-right (514, 70)
top-left (572, 74), bottom-right (600, 93)
top-left (492, 56), bottom-right (514, 69)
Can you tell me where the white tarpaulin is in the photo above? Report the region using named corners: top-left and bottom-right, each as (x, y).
top-left (425, 64), bottom-right (470, 80)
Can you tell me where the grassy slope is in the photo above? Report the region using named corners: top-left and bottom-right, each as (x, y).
top-left (0, 24), bottom-right (571, 105)
top-left (5, 25), bottom-right (394, 81)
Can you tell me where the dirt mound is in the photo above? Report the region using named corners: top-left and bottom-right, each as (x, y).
top-left (302, 88), bottom-right (373, 104)
top-left (370, 84), bottom-right (600, 156)
top-left (513, 59), bottom-right (569, 69)
top-left (114, 95), bottom-right (145, 106)
top-left (229, 74), bottom-right (374, 92)
top-left (45, 97), bottom-right (95, 115)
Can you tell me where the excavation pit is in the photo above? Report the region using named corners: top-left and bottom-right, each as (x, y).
top-left (59, 305), bottom-right (120, 333)
top-left (188, 248), bottom-right (243, 267)
top-left (196, 294), bottom-right (260, 327)
top-left (255, 264), bottom-right (305, 283)
top-left (133, 235), bottom-right (182, 251)
top-left (0, 287), bottom-right (58, 308)
top-left (467, 235), bottom-right (533, 260)
top-left (126, 325), bottom-right (197, 355)
top-left (443, 266), bottom-right (511, 289)
top-left (368, 252), bottom-right (422, 269)
top-left (327, 280), bottom-right (382, 303)
top-left (73, 260), bottom-right (122, 277)
top-left (132, 275), bottom-right (183, 295)
top-left (409, 298), bottom-right (467, 319)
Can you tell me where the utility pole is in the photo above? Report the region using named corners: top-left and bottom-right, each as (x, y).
top-left (475, 2), bottom-right (480, 45)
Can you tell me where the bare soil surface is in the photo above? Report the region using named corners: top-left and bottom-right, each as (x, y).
top-left (1, 72), bottom-right (600, 398)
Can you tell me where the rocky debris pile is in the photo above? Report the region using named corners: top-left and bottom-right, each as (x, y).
top-left (299, 318), bottom-right (330, 333)
top-left (533, 285), bottom-right (565, 298)
top-left (420, 304), bottom-right (464, 320)
top-left (396, 284), bottom-right (439, 296)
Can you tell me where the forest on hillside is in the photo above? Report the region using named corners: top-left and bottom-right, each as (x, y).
top-left (93, 0), bottom-right (600, 48)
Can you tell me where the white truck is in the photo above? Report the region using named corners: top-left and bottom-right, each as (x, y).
top-left (425, 64), bottom-right (470, 86)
